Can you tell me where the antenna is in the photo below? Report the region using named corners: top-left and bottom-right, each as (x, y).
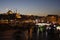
top-left (0, 10), bottom-right (1, 14)
top-left (13, 8), bottom-right (15, 13)
top-left (18, 9), bottom-right (20, 14)
top-left (16, 10), bottom-right (17, 13)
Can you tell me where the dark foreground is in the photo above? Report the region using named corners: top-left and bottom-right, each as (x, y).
top-left (0, 24), bottom-right (60, 40)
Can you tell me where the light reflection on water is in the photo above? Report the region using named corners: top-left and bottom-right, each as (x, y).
top-left (0, 25), bottom-right (60, 40)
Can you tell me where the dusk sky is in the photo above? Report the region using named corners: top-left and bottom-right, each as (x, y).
top-left (0, 0), bottom-right (60, 16)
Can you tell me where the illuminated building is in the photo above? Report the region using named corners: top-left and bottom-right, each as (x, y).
top-left (46, 15), bottom-right (58, 24)
top-left (0, 10), bottom-right (21, 25)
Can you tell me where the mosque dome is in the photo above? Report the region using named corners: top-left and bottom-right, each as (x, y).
top-left (7, 10), bottom-right (13, 14)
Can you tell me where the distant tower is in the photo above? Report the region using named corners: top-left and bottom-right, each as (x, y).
top-left (16, 10), bottom-right (17, 13)
top-left (15, 10), bottom-right (21, 18)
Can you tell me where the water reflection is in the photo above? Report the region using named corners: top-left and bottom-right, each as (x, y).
top-left (0, 23), bottom-right (60, 40)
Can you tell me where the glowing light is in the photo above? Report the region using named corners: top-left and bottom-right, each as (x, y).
top-left (56, 26), bottom-right (60, 30)
top-left (36, 23), bottom-right (51, 26)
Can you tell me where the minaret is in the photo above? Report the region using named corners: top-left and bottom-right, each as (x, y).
top-left (15, 10), bottom-right (21, 18)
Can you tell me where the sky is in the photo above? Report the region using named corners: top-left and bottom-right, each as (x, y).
top-left (0, 0), bottom-right (60, 16)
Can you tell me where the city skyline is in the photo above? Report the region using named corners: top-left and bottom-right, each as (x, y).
top-left (0, 0), bottom-right (60, 16)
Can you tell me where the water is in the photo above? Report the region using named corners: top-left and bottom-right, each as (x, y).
top-left (0, 24), bottom-right (60, 40)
